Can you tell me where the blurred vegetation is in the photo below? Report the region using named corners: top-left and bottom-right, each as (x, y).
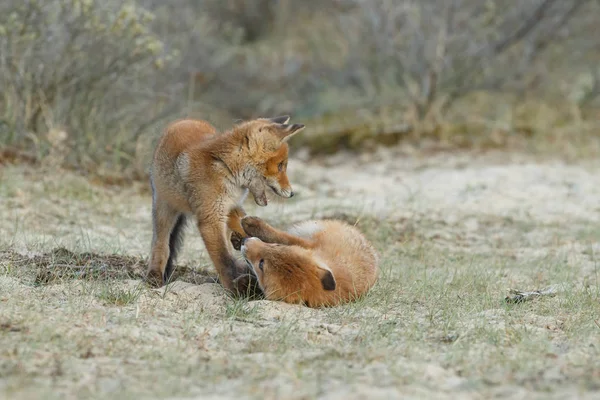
top-left (1, 0), bottom-right (599, 177)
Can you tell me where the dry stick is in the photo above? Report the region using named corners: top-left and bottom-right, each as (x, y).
top-left (504, 284), bottom-right (563, 304)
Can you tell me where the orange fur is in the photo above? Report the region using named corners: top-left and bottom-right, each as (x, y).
top-left (146, 116), bottom-right (305, 296)
top-left (239, 216), bottom-right (379, 307)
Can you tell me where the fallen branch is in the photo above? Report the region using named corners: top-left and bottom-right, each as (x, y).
top-left (504, 284), bottom-right (562, 304)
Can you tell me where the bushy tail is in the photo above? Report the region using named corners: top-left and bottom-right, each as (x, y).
top-left (164, 214), bottom-right (186, 283)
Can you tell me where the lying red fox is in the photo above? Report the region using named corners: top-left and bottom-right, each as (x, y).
top-left (237, 216), bottom-right (379, 307)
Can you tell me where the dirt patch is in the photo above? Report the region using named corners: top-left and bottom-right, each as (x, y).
top-left (0, 247), bottom-right (216, 286)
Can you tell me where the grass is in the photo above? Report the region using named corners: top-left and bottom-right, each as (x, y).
top-left (1, 232), bottom-right (598, 398)
top-left (291, 92), bottom-right (600, 161)
top-left (2, 90), bottom-right (600, 182)
top-left (1, 160), bottom-right (600, 399)
top-left (95, 283), bottom-right (144, 306)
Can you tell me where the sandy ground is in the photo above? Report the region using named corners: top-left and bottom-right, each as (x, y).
top-left (3, 148), bottom-right (599, 258)
top-left (1, 147), bottom-right (600, 399)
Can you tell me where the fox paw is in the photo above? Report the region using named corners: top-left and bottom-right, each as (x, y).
top-left (241, 216), bottom-right (267, 237)
top-left (145, 268), bottom-right (165, 288)
top-left (230, 231), bottom-right (245, 251)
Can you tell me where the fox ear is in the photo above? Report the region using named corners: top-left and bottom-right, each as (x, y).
top-left (268, 115), bottom-right (291, 124)
top-left (315, 262), bottom-right (336, 291)
top-left (275, 123), bottom-right (305, 143)
top-left (320, 270), bottom-right (336, 291)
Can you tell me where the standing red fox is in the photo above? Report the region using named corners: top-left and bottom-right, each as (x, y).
top-left (147, 115), bottom-right (305, 295)
top-left (237, 216), bottom-right (379, 307)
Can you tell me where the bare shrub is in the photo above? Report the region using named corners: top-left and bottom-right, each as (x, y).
top-left (328, 0), bottom-right (590, 126)
top-left (0, 0), bottom-right (174, 169)
top-left (140, 0), bottom-right (351, 120)
top-left (1, 0), bottom-right (599, 172)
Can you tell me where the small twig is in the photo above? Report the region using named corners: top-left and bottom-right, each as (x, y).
top-left (233, 317), bottom-right (271, 328)
top-left (504, 284), bottom-right (561, 304)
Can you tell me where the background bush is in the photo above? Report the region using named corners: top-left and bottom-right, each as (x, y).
top-left (1, 0), bottom-right (599, 175)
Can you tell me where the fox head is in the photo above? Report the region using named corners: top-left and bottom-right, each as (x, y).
top-left (240, 237), bottom-right (336, 303)
top-left (232, 116), bottom-right (305, 206)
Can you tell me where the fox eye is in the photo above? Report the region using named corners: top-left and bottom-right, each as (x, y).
top-left (278, 162), bottom-right (284, 172)
top-left (259, 259), bottom-right (264, 271)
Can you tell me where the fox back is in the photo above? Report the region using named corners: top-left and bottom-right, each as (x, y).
top-left (151, 119), bottom-right (219, 213)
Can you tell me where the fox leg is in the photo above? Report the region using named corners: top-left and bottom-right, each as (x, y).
top-left (227, 205), bottom-right (247, 251)
top-left (197, 218), bottom-right (261, 298)
top-left (241, 216), bottom-right (315, 249)
top-left (147, 197), bottom-right (185, 287)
